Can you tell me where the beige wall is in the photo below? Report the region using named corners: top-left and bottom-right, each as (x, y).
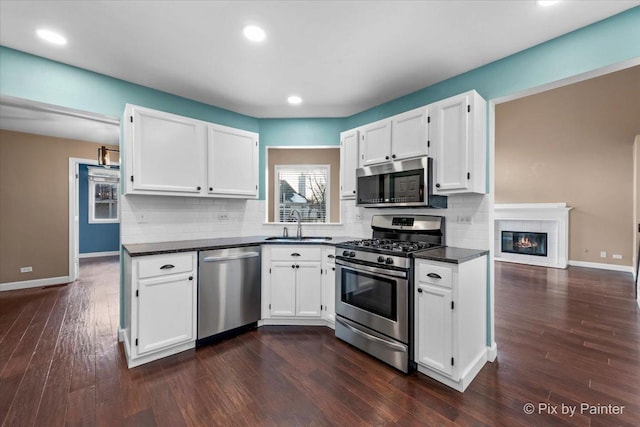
top-left (0, 129), bottom-right (118, 283)
top-left (495, 65), bottom-right (640, 266)
top-left (267, 147), bottom-right (340, 223)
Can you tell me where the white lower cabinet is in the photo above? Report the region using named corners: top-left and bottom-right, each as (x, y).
top-left (262, 245), bottom-right (324, 324)
top-left (321, 247), bottom-right (336, 325)
top-left (414, 255), bottom-right (487, 392)
top-left (123, 251), bottom-right (197, 368)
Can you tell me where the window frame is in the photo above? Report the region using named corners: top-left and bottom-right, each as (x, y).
top-left (88, 167), bottom-right (120, 224)
top-left (273, 163), bottom-right (331, 224)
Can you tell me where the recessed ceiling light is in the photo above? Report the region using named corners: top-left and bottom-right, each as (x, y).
top-left (537, 1), bottom-right (560, 6)
top-left (36, 28), bottom-right (67, 45)
top-left (243, 25), bottom-right (266, 43)
top-left (287, 96), bottom-right (302, 105)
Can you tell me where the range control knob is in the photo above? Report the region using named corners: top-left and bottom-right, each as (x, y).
top-left (385, 257), bottom-right (394, 265)
top-left (377, 256), bottom-right (385, 263)
top-left (342, 250), bottom-right (350, 257)
top-left (349, 251), bottom-right (356, 258)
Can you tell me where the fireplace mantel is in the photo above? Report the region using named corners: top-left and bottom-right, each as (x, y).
top-left (494, 203), bottom-right (572, 269)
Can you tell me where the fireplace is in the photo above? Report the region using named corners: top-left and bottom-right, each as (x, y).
top-left (501, 231), bottom-right (548, 257)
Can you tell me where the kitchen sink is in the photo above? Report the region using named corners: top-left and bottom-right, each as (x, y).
top-left (264, 236), bottom-right (333, 242)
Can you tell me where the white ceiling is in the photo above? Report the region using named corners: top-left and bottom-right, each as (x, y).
top-left (0, 1), bottom-right (638, 118)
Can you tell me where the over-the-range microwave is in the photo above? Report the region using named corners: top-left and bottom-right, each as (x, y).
top-left (356, 157), bottom-right (447, 208)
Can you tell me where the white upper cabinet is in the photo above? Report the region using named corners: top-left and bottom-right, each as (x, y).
top-left (390, 106), bottom-right (429, 160)
top-left (360, 107), bottom-right (429, 166)
top-left (361, 119), bottom-right (392, 166)
top-left (127, 105), bottom-right (205, 195)
top-left (339, 128), bottom-right (359, 199)
top-left (430, 90), bottom-right (486, 195)
top-left (207, 124), bottom-right (258, 198)
top-left (123, 104), bottom-right (259, 199)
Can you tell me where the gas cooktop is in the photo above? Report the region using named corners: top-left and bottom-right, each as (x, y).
top-left (337, 238), bottom-right (442, 255)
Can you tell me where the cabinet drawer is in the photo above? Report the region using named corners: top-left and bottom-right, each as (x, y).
top-left (137, 253), bottom-right (194, 279)
top-left (269, 246), bottom-right (322, 261)
top-left (417, 263), bottom-right (452, 288)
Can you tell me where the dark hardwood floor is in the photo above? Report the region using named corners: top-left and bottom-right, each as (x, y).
top-left (1, 257), bottom-right (639, 426)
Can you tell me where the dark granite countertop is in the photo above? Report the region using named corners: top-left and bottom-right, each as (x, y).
top-left (123, 235), bottom-right (359, 257)
top-left (413, 246), bottom-right (489, 264)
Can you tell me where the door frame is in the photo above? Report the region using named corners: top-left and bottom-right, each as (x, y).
top-left (68, 157), bottom-right (98, 281)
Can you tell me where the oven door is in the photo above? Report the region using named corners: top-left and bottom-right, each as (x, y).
top-left (335, 258), bottom-right (408, 343)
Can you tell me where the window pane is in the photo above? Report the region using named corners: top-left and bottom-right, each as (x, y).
top-left (277, 167), bottom-right (328, 223)
top-left (94, 183), bottom-right (118, 220)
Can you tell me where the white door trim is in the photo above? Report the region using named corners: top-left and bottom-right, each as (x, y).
top-left (68, 157), bottom-right (99, 281)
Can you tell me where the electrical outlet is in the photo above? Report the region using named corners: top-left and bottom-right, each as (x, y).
top-left (600, 251), bottom-right (607, 258)
top-left (20, 266), bottom-right (32, 273)
top-left (457, 216), bottom-right (472, 224)
top-left (612, 254), bottom-right (623, 260)
top-left (218, 213), bottom-right (230, 221)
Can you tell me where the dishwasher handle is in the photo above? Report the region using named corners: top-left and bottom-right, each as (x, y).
top-left (202, 252), bottom-right (260, 262)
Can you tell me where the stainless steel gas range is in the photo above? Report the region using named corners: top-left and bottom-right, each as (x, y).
top-left (335, 214), bottom-right (444, 373)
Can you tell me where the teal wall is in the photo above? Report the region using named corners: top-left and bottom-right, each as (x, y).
top-left (0, 46), bottom-right (259, 132)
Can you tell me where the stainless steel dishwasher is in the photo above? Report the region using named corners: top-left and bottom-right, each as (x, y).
top-left (197, 246), bottom-right (261, 343)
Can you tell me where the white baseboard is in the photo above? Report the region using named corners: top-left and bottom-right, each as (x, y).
top-left (487, 342), bottom-right (498, 362)
top-left (568, 260), bottom-right (633, 274)
top-left (79, 251), bottom-right (120, 259)
top-left (118, 328), bottom-right (125, 342)
top-left (0, 275), bottom-right (72, 292)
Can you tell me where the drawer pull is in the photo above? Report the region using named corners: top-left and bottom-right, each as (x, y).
top-left (291, 253), bottom-right (301, 257)
top-left (427, 273), bottom-right (442, 279)
top-left (160, 264), bottom-right (175, 270)
top-left (327, 254), bottom-right (335, 259)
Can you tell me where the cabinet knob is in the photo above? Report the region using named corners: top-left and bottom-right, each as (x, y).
top-left (209, 187), bottom-right (213, 191)
top-left (392, 154), bottom-right (396, 159)
top-left (197, 186), bottom-right (202, 190)
top-left (292, 264), bottom-right (295, 269)
top-left (353, 190), bottom-right (356, 194)
top-left (188, 276), bottom-right (193, 281)
top-left (385, 155), bottom-right (390, 160)
top-left (332, 267), bottom-right (335, 271)
top-left (295, 265), bottom-right (300, 269)
top-left (417, 288), bottom-right (423, 293)
top-left (435, 183), bottom-right (441, 188)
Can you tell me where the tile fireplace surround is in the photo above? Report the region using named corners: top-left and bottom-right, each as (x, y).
top-left (494, 203), bottom-right (572, 269)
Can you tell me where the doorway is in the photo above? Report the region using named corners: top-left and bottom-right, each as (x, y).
top-left (0, 95), bottom-right (120, 289)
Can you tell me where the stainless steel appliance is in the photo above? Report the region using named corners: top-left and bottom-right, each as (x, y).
top-left (197, 246), bottom-right (261, 343)
top-left (356, 157), bottom-right (447, 208)
top-left (335, 214), bottom-right (444, 372)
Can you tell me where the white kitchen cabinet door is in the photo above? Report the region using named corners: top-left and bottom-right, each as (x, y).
top-left (361, 119), bottom-right (392, 166)
top-left (269, 262), bottom-right (297, 317)
top-left (321, 252), bottom-right (336, 323)
top-left (430, 90), bottom-right (486, 195)
top-left (391, 106), bottom-right (429, 160)
top-left (431, 94), bottom-right (469, 193)
top-left (207, 124), bottom-right (258, 197)
top-left (295, 262), bottom-right (322, 317)
top-left (340, 129), bottom-right (360, 199)
top-left (136, 272), bottom-right (196, 355)
top-left (129, 106), bottom-right (205, 194)
top-left (415, 283), bottom-right (453, 376)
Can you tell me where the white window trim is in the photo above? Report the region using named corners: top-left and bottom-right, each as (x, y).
top-left (88, 167), bottom-right (120, 224)
top-left (273, 164), bottom-right (331, 224)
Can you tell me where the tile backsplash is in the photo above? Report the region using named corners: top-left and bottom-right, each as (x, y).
top-left (121, 194), bottom-right (491, 250)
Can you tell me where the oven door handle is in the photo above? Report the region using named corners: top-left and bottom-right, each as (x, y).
top-left (336, 317), bottom-right (406, 352)
top-left (335, 258), bottom-right (407, 279)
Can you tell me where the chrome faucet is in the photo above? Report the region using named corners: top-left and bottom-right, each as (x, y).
top-left (291, 209), bottom-right (303, 239)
